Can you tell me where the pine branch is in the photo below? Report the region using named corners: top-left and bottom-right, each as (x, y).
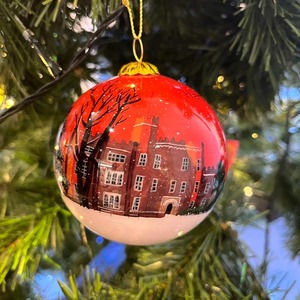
top-left (57, 216), bottom-right (270, 299)
top-left (229, 0), bottom-right (300, 88)
top-left (0, 205), bottom-right (70, 290)
top-left (0, 5), bottom-right (125, 124)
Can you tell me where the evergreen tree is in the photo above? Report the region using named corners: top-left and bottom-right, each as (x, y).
top-left (0, 0), bottom-right (299, 299)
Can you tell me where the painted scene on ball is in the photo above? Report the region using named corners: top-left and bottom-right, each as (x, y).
top-left (54, 75), bottom-right (227, 218)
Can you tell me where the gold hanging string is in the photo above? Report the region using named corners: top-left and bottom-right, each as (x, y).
top-left (122, 0), bottom-right (144, 63)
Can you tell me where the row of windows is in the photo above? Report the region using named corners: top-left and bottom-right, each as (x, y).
top-left (145, 178), bottom-right (213, 194)
top-left (102, 193), bottom-right (141, 211)
top-left (80, 151), bottom-right (204, 182)
top-left (134, 178), bottom-right (213, 194)
top-left (105, 171), bottom-right (123, 186)
top-left (103, 193), bottom-right (120, 209)
top-left (134, 177), bottom-right (188, 193)
top-left (189, 198), bottom-right (207, 209)
top-left (107, 152), bottom-right (126, 163)
top-left (103, 170), bottom-right (212, 195)
top-left (102, 193), bottom-right (208, 212)
top-left (107, 151), bottom-right (202, 171)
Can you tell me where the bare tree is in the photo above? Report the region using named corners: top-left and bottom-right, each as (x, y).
top-left (71, 82), bottom-right (141, 207)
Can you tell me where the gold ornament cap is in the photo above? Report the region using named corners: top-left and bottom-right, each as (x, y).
top-left (118, 61), bottom-right (160, 76)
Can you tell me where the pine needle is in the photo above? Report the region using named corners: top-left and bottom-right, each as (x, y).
top-left (0, 206), bottom-right (68, 289)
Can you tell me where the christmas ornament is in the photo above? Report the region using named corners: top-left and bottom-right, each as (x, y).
top-left (54, 0), bottom-right (228, 245)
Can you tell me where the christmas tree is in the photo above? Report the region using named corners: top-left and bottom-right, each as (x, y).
top-left (0, 0), bottom-right (299, 299)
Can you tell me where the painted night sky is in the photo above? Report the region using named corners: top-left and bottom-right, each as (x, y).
top-left (62, 74), bottom-right (227, 168)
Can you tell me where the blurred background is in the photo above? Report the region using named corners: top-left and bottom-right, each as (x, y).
top-left (0, 0), bottom-right (299, 299)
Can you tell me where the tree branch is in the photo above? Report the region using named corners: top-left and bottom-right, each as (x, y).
top-left (0, 5), bottom-right (126, 124)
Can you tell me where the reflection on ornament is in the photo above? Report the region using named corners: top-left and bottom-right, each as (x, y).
top-left (54, 62), bottom-right (228, 245)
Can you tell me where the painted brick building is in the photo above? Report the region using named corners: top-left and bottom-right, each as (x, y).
top-left (70, 116), bottom-right (223, 217)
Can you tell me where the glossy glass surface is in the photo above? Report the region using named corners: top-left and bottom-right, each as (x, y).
top-left (54, 74), bottom-right (228, 245)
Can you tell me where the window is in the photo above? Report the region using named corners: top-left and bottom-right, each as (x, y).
top-left (114, 195), bottom-right (120, 209)
top-left (180, 181), bottom-right (187, 193)
top-left (111, 173), bottom-right (117, 185)
top-left (181, 157), bottom-right (189, 171)
top-left (151, 178), bottom-right (158, 192)
top-left (105, 171), bottom-right (123, 186)
top-left (200, 198), bottom-right (207, 206)
top-left (204, 183), bottom-right (210, 194)
top-left (131, 197), bottom-right (141, 211)
top-left (117, 174), bottom-right (123, 186)
top-left (194, 181), bottom-right (200, 193)
top-left (153, 154), bottom-right (161, 169)
top-left (189, 201), bottom-right (195, 209)
top-left (169, 180), bottom-right (177, 193)
top-left (138, 153), bottom-right (147, 166)
top-left (107, 151), bottom-right (126, 163)
top-left (109, 195), bottom-right (114, 207)
top-left (103, 193), bottom-right (121, 209)
top-left (105, 172), bottom-right (111, 184)
top-left (134, 175), bottom-right (144, 191)
top-left (103, 194), bottom-right (109, 207)
top-left (197, 159), bottom-right (201, 171)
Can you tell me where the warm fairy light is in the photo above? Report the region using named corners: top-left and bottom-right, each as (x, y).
top-left (54, 145), bottom-right (59, 151)
top-left (129, 83), bottom-right (136, 89)
top-left (3, 173), bottom-right (10, 182)
top-left (177, 231), bottom-right (184, 237)
top-left (243, 186), bottom-right (253, 197)
top-left (249, 204), bottom-right (255, 210)
top-left (251, 132), bottom-right (259, 139)
top-left (217, 75), bottom-right (225, 83)
top-left (57, 175), bottom-right (63, 182)
top-left (4, 98), bottom-right (15, 109)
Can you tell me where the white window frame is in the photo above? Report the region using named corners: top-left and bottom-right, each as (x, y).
top-left (153, 154), bottom-right (161, 169)
top-left (103, 194), bottom-right (109, 207)
top-left (169, 180), bottom-right (177, 193)
top-left (134, 175), bottom-right (144, 191)
top-left (109, 195), bottom-right (114, 207)
top-left (105, 171), bottom-right (124, 186)
top-left (107, 151), bottom-right (126, 163)
top-left (131, 196), bottom-right (141, 211)
top-left (114, 195), bottom-right (120, 209)
top-left (138, 153), bottom-right (147, 166)
top-left (103, 192), bottom-right (121, 209)
top-left (151, 178), bottom-right (158, 192)
top-left (189, 201), bottom-right (195, 208)
top-left (180, 181), bottom-right (187, 193)
top-left (181, 157), bottom-right (189, 171)
top-left (111, 173), bottom-right (117, 185)
top-left (117, 174), bottom-right (123, 186)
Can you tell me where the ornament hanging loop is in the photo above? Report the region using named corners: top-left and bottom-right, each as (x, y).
top-left (122, 0), bottom-right (144, 63)
top-left (132, 37), bottom-right (144, 63)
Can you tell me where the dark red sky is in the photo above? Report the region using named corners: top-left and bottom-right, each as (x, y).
top-left (64, 74), bottom-right (227, 167)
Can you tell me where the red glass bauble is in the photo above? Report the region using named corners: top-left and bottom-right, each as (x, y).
top-left (54, 62), bottom-right (228, 245)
